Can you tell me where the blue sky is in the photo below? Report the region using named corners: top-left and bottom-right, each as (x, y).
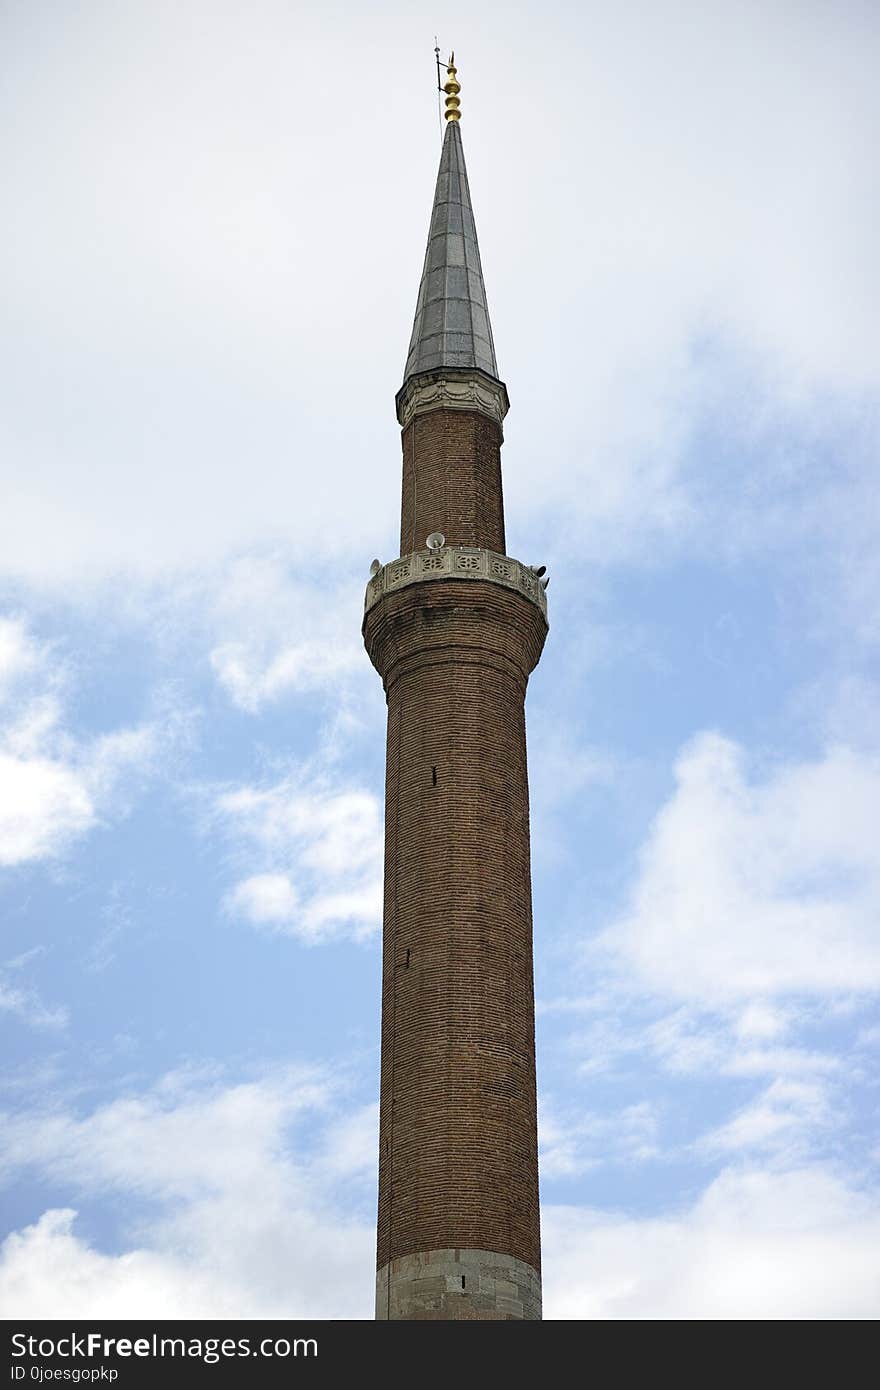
top-left (1, 0), bottom-right (878, 1318)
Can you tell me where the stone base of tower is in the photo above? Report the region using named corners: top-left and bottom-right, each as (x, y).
top-left (376, 1249), bottom-right (541, 1321)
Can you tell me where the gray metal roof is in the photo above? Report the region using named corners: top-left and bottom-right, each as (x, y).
top-left (403, 121), bottom-right (499, 384)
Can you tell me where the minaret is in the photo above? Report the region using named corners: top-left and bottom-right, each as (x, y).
top-left (363, 58), bottom-right (547, 1321)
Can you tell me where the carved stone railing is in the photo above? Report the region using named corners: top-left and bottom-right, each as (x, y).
top-left (364, 547), bottom-right (548, 622)
top-left (395, 368), bottom-right (510, 432)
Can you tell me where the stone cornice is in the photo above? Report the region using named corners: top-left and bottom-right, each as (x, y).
top-left (395, 368), bottom-right (510, 432)
top-left (364, 546), bottom-right (548, 623)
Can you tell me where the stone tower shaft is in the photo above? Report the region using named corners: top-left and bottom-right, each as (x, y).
top-left (363, 100), bottom-right (546, 1321)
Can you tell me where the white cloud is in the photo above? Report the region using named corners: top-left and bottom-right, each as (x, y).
top-left (0, 979), bottom-right (67, 1031)
top-left (734, 1002), bottom-right (789, 1042)
top-left (642, 1006), bottom-right (838, 1083)
top-left (0, 618), bottom-right (159, 867)
top-left (207, 556), bottom-right (368, 712)
top-left (501, 0), bottom-right (878, 472)
top-left (0, 1068), bottom-right (375, 1319)
top-left (0, 1067), bottom-right (324, 1200)
top-left (0, 753), bottom-right (95, 866)
top-left (549, 729), bottom-right (879, 1184)
top-left (319, 1103), bottom-right (379, 1181)
top-left (698, 1079), bottom-right (830, 1161)
top-left (721, 1047), bottom-right (841, 1081)
top-left (211, 639), bottom-right (358, 712)
top-left (227, 872), bottom-right (299, 925)
top-left (542, 1164), bottom-right (880, 1319)
top-left (539, 1099), bottom-right (659, 1180)
top-left (0, 1209), bottom-right (248, 1320)
top-left (599, 733), bottom-right (880, 1002)
top-left (3, 1070), bottom-right (876, 1320)
top-left (528, 723), bottom-right (619, 867)
top-left (216, 769), bottom-right (382, 944)
top-left (0, 619), bottom-right (41, 697)
top-left (0, 4), bottom-right (876, 587)
top-left (548, 994), bottom-right (846, 1107)
top-left (554, 730), bottom-right (880, 1166)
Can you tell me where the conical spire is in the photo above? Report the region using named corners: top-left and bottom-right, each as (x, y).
top-left (402, 120), bottom-right (500, 385)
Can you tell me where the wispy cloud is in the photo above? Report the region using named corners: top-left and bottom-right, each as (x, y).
top-left (539, 1099), bottom-right (660, 1180)
top-left (0, 975), bottom-right (67, 1032)
top-left (214, 764), bottom-right (382, 944)
top-left (208, 555), bottom-right (369, 713)
top-left (0, 617), bottom-right (161, 867)
top-left (698, 1078), bottom-right (831, 1163)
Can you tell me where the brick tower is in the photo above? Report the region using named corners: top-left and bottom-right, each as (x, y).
top-left (363, 59), bottom-right (547, 1321)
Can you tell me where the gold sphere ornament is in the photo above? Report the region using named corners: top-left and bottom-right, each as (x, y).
top-left (443, 55), bottom-right (461, 122)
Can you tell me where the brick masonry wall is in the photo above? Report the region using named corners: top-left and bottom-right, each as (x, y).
top-left (400, 409), bottom-right (506, 556)
top-left (363, 580), bottom-right (547, 1279)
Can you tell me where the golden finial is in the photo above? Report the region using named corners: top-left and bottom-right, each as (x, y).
top-left (443, 54), bottom-right (461, 122)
